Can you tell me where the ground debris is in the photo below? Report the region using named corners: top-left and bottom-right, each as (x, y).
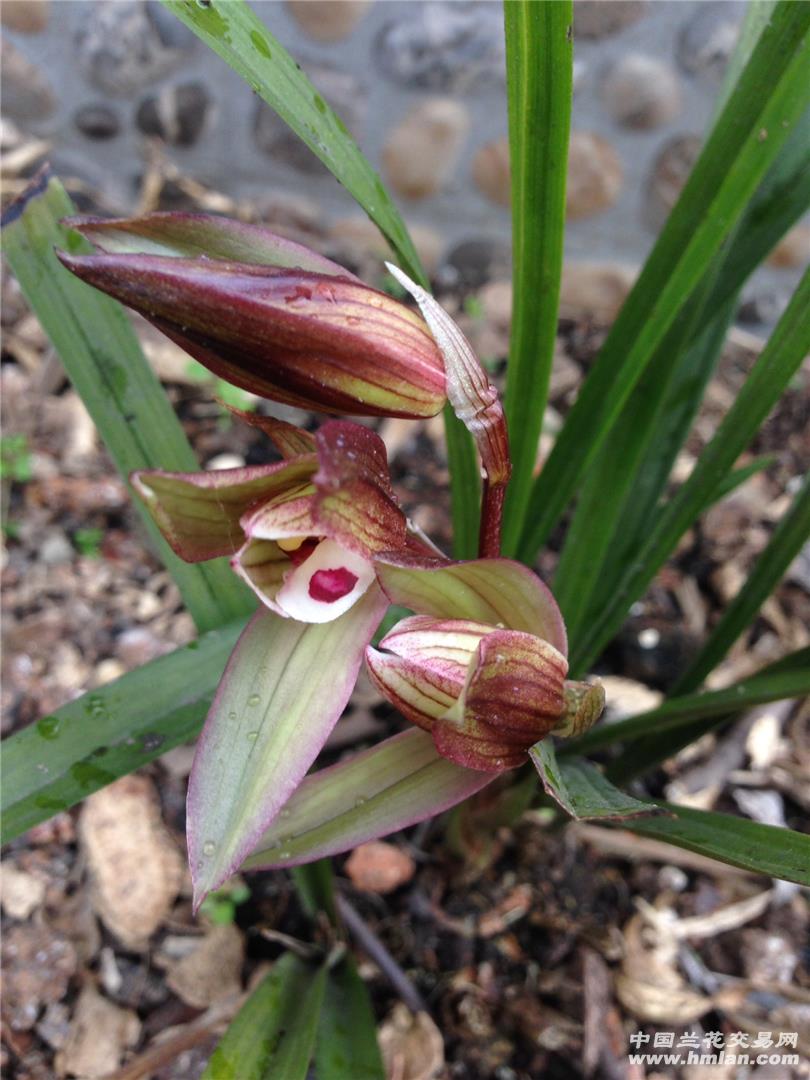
top-left (79, 775), bottom-right (185, 950)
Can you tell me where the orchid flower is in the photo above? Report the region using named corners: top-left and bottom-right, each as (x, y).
top-left (57, 213), bottom-right (447, 419)
top-left (133, 411), bottom-right (420, 624)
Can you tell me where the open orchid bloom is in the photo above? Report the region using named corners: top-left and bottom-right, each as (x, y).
top-left (367, 559), bottom-right (605, 772)
top-left (133, 413), bottom-right (416, 624)
top-left (57, 212), bottom-right (447, 419)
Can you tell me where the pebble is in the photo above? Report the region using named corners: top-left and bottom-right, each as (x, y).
top-left (1, 0), bottom-right (50, 34)
top-left (345, 841), bottom-right (416, 894)
top-left (383, 98), bottom-right (469, 200)
top-left (472, 138), bottom-right (511, 207)
top-left (566, 132), bottom-right (623, 219)
top-left (677, 1), bottom-right (743, 80)
top-left (574, 1), bottom-right (648, 40)
top-left (644, 134), bottom-right (702, 230)
top-left (74, 103), bottom-right (121, 141)
top-left (441, 237), bottom-right (511, 290)
top-left (39, 531), bottom-right (74, 566)
top-left (766, 223), bottom-right (810, 270)
top-left (374, 4), bottom-right (505, 92)
top-left (0, 39), bottom-right (56, 121)
top-left (603, 53), bottom-right (681, 130)
top-left (136, 81), bottom-right (211, 147)
top-left (285, 0), bottom-right (371, 42)
top-left (76, 1), bottom-right (193, 96)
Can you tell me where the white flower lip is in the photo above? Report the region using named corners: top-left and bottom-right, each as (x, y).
top-left (275, 538), bottom-right (375, 623)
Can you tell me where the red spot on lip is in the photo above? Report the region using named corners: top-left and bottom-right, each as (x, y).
top-left (308, 566), bottom-right (359, 603)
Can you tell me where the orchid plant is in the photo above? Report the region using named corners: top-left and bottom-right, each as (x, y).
top-left (3, 0), bottom-right (810, 1075)
top-left (56, 210), bottom-right (604, 903)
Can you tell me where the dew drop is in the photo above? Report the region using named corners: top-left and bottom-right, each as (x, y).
top-left (279, 849), bottom-right (291, 860)
top-left (202, 841), bottom-right (216, 857)
top-left (246, 694), bottom-right (261, 707)
top-left (227, 711), bottom-right (238, 721)
top-left (246, 730), bottom-right (259, 741)
top-left (354, 795), bottom-right (368, 808)
top-left (279, 807), bottom-right (291, 819)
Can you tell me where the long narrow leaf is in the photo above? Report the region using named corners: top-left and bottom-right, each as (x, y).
top-left (621, 805), bottom-right (810, 886)
top-left (606, 648), bottom-right (810, 785)
top-left (161, 0), bottom-right (480, 568)
top-left (671, 474), bottom-right (810, 694)
top-left (564, 649), bottom-right (810, 756)
top-left (243, 729), bottom-right (494, 872)
top-left (554, 104), bottom-right (810, 641)
top-left (1, 619), bottom-right (245, 844)
top-left (570, 266), bottom-right (810, 674)
top-left (501, 1), bottom-right (573, 549)
top-left (189, 589), bottom-right (388, 905)
top-left (202, 954), bottom-right (326, 1080)
top-left (316, 957), bottom-right (385, 1080)
top-left (516, 1), bottom-right (810, 563)
top-left (1, 169), bottom-right (253, 632)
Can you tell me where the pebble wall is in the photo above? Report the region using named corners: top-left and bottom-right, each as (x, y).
top-left (2, 0), bottom-right (806, 323)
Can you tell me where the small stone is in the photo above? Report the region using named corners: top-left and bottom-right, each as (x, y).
top-left (383, 98), bottom-right (469, 200)
top-left (285, 0), bottom-right (371, 42)
top-left (136, 81), bottom-right (211, 147)
top-left (74, 103), bottom-right (121, 141)
top-left (644, 135), bottom-right (702, 231)
top-left (599, 675), bottom-right (663, 721)
top-left (206, 452), bottom-right (246, 471)
top-left (328, 217), bottom-right (443, 275)
top-left (95, 658), bottom-right (126, 686)
top-left (574, 1), bottom-right (648, 40)
top-left (1, 863), bottom-right (46, 919)
top-left (375, 5), bottom-right (504, 92)
top-left (76, 1), bottom-right (194, 96)
top-left (738, 290), bottom-right (788, 326)
top-left (472, 138), bottom-right (511, 207)
top-left (441, 237), bottom-right (511, 290)
top-left (254, 64), bottom-right (365, 172)
top-left (55, 985), bottom-right (140, 1079)
top-left (39, 530), bottom-right (74, 566)
top-left (677, 1), bottom-right (744, 80)
top-left (603, 53), bottom-right (681, 130)
top-left (2, 923), bottom-right (77, 1030)
top-left (0, 39), bottom-right (56, 121)
top-left (766, 223), bottom-right (810, 270)
top-left (559, 260), bottom-right (637, 322)
top-left (1, 0), bottom-right (50, 34)
top-left (164, 924), bottom-right (243, 1008)
top-left (346, 841), bottom-right (416, 894)
top-left (566, 132), bottom-right (623, 219)
top-left (115, 627), bottom-right (165, 668)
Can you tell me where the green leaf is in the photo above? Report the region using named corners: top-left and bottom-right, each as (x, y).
top-left (622, 805), bottom-right (810, 886)
top-left (1, 169), bottom-right (254, 633)
top-left (1, 619), bottom-right (245, 844)
top-left (501, 0), bottom-right (573, 551)
top-left (202, 954), bottom-right (326, 1080)
top-left (553, 99), bottom-right (810, 646)
top-left (291, 861), bottom-right (338, 925)
top-left (189, 589), bottom-right (388, 905)
top-left (315, 957), bottom-right (385, 1080)
top-left (672, 474), bottom-right (810, 694)
top-left (605, 648), bottom-right (810, 785)
top-left (160, 0), bottom-right (480, 572)
top-left (570, 265), bottom-right (810, 674)
top-left (530, 741), bottom-right (662, 821)
top-left (564, 649), bottom-right (810, 757)
top-left (243, 729), bottom-right (493, 872)
top-left (516, 0), bottom-right (810, 563)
